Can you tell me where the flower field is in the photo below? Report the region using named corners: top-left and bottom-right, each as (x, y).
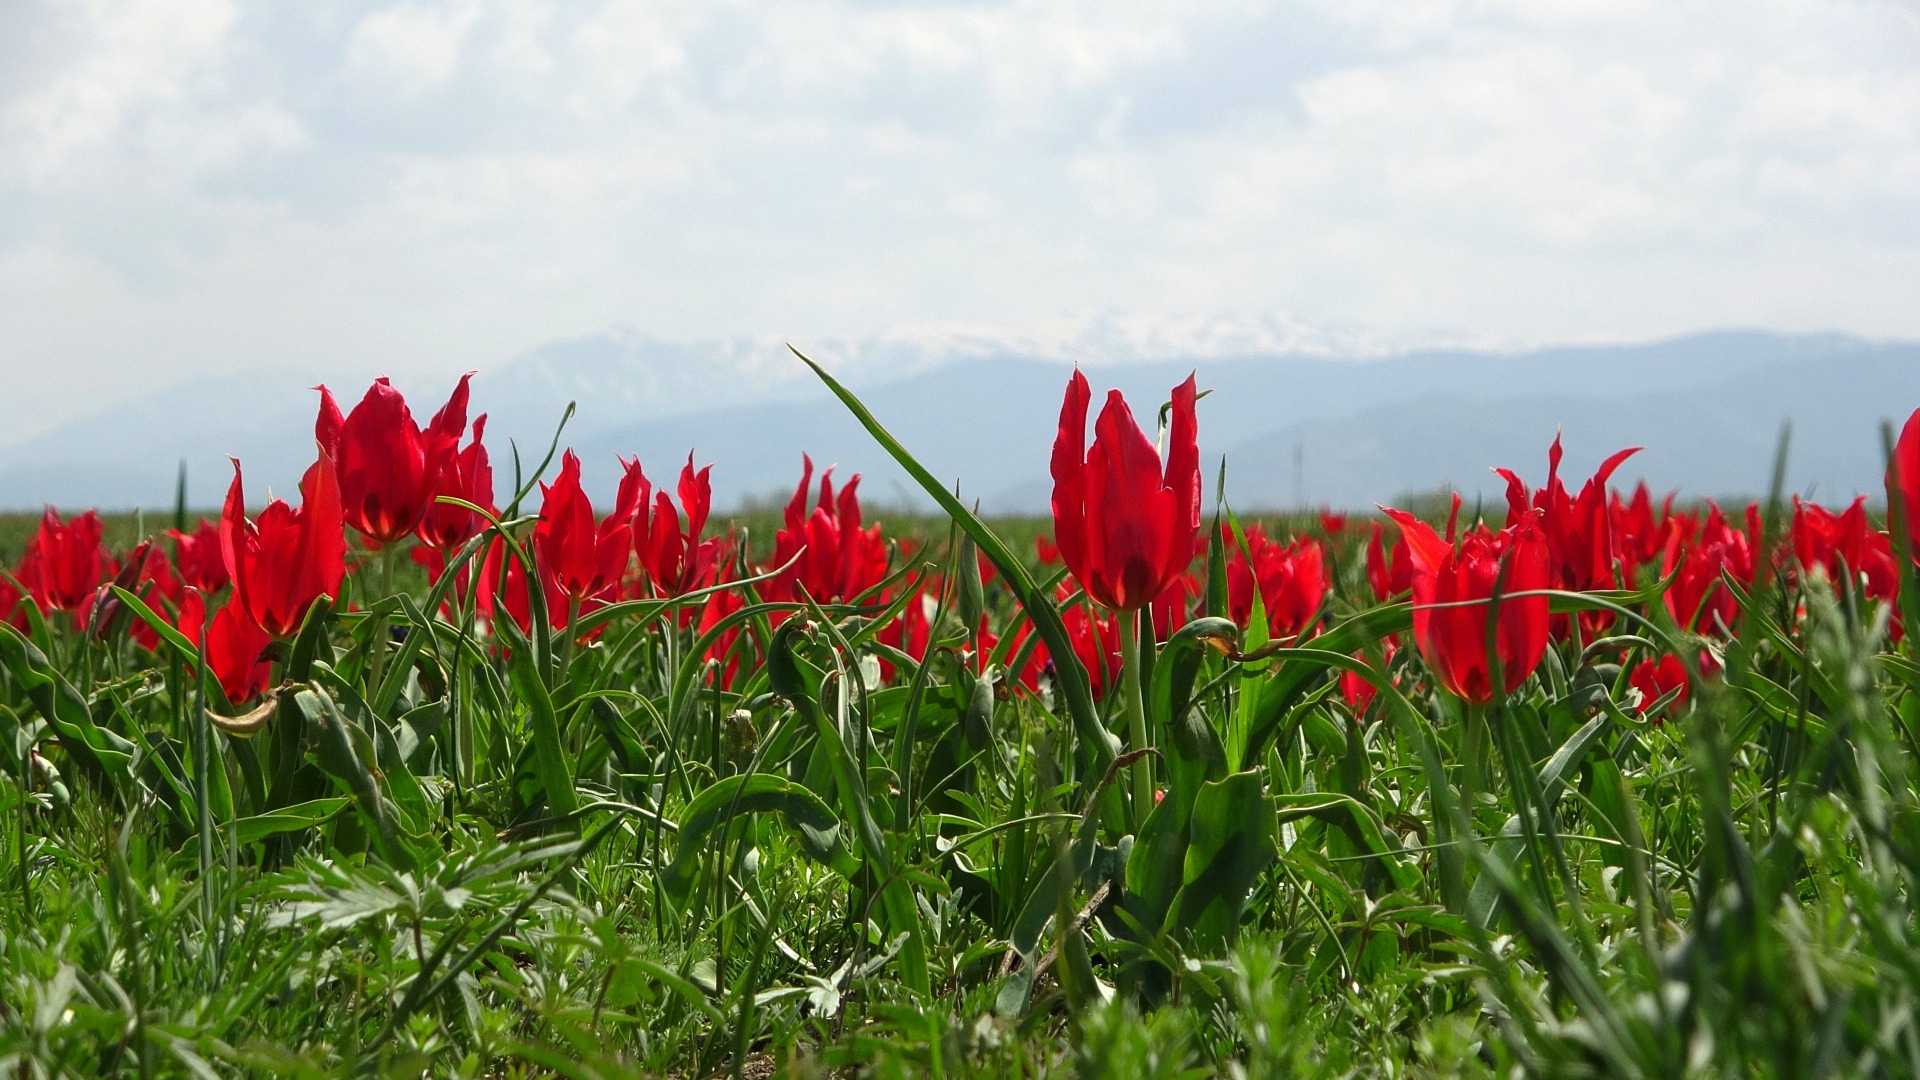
top-left (5, 356), bottom-right (1920, 1077)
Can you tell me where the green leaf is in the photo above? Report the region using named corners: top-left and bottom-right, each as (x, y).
top-left (1121, 618), bottom-right (1238, 940)
top-left (661, 773), bottom-right (859, 900)
top-left (295, 686), bottom-right (415, 870)
top-left (956, 532), bottom-right (986, 632)
top-left (793, 347), bottom-right (1118, 786)
top-left (1272, 792), bottom-right (1418, 893)
top-left (0, 623), bottom-right (135, 796)
top-left (773, 615), bottom-right (931, 996)
top-left (1168, 770), bottom-right (1277, 952)
top-left (285, 596), bottom-right (336, 681)
top-left (234, 797), bottom-right (351, 847)
top-left (310, 667), bottom-right (433, 841)
top-left (1150, 617), bottom-right (1237, 782)
top-left (501, 626), bottom-right (579, 822)
top-left (1466, 714), bottom-right (1612, 928)
top-left (108, 585), bottom-right (201, 663)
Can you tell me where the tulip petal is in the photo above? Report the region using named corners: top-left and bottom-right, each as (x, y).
top-left (1049, 370), bottom-right (1092, 595)
top-left (1088, 387), bottom-right (1177, 610)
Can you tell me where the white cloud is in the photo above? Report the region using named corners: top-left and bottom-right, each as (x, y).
top-left (346, 2), bottom-right (482, 95)
top-left (1, 0), bottom-right (1918, 441)
top-left (2, 0), bottom-right (236, 176)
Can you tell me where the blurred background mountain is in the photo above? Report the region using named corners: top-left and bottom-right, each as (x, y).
top-left (0, 328), bottom-right (1911, 515)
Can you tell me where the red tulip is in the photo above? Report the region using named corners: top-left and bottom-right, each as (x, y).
top-left (533, 451), bottom-right (637, 611)
top-left (1034, 536), bottom-right (1062, 565)
top-left (73, 546), bottom-right (136, 640)
top-left (1497, 436), bottom-right (1641, 594)
top-left (696, 580), bottom-right (751, 689)
top-left (1050, 370), bottom-right (1200, 613)
top-left (769, 455), bottom-right (888, 604)
top-left (1225, 526), bottom-right (1327, 641)
top-left (195, 597), bottom-right (273, 706)
top-left (111, 544), bottom-right (183, 650)
top-left (411, 544), bottom-right (488, 623)
top-left (170, 519), bottom-right (230, 593)
top-left (1366, 522), bottom-right (1412, 602)
top-left (1628, 654), bottom-right (1688, 721)
top-left (1661, 503), bottom-right (1755, 634)
top-left (879, 578), bottom-right (937, 679)
top-left (1357, 521), bottom-right (1413, 710)
top-left (1012, 585), bottom-right (1124, 699)
top-left (221, 456), bottom-right (348, 638)
top-left (19, 508), bottom-right (105, 613)
top-left (1890, 407), bottom-right (1920, 562)
top-left (875, 572), bottom-right (1000, 680)
top-left (1149, 572), bottom-right (1197, 641)
top-left (1610, 482), bottom-right (1673, 571)
top-left (1341, 638), bottom-right (1398, 716)
top-left (634, 453), bottom-right (722, 596)
top-left (0, 572), bottom-right (25, 631)
top-left (1063, 594), bottom-right (1124, 698)
top-left (315, 373), bottom-right (473, 546)
top-left (477, 535), bottom-right (537, 637)
top-left (1384, 506), bottom-right (1551, 705)
top-left (417, 414), bottom-right (494, 553)
top-left (172, 586), bottom-right (206, 643)
top-left (1792, 496), bottom-right (1898, 603)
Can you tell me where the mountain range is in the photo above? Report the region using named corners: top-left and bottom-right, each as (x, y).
top-left (0, 328), bottom-right (1914, 515)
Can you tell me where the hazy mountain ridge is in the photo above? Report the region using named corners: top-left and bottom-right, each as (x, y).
top-left (587, 330), bottom-right (1904, 515)
top-left (0, 329), bottom-right (1908, 513)
top-left (1217, 347), bottom-right (1920, 512)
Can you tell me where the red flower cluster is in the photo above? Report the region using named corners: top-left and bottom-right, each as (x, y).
top-left (1628, 653), bottom-right (1689, 721)
top-left (171, 520), bottom-right (230, 593)
top-left (536, 451), bottom-right (638, 612)
top-left (1497, 436), bottom-right (1640, 638)
top-left (633, 454), bottom-right (722, 597)
top-left (18, 508), bottom-right (105, 613)
top-left (28, 371), bottom-right (1920, 735)
top-left (1661, 503), bottom-right (1757, 634)
top-left (1009, 585), bottom-right (1124, 699)
top-left (1224, 525), bottom-right (1327, 642)
top-left (0, 506), bottom-right (261, 702)
top-left (768, 455), bottom-right (887, 605)
top-left (1610, 482), bottom-right (1675, 570)
top-left (1791, 496), bottom-right (1897, 603)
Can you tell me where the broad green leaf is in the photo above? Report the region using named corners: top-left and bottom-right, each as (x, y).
top-left (1169, 770), bottom-right (1277, 952)
top-left (234, 797), bottom-right (351, 847)
top-left (0, 623), bottom-right (135, 796)
top-left (660, 773), bottom-right (858, 900)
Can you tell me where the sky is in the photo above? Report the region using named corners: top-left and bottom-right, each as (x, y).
top-left (2, 0), bottom-right (1918, 442)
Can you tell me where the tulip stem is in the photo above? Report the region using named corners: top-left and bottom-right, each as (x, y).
top-left (1118, 608), bottom-right (1153, 830)
top-left (560, 596), bottom-right (581, 674)
top-left (1462, 703), bottom-right (1486, 835)
top-left (365, 542), bottom-right (399, 699)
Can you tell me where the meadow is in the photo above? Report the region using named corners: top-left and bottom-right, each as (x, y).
top-left (3, 357), bottom-right (1919, 1079)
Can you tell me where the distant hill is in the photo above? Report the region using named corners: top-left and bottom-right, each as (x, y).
top-left (1217, 346), bottom-right (1920, 512)
top-left (0, 329), bottom-right (1912, 513)
top-left (575, 330), bottom-right (1917, 513)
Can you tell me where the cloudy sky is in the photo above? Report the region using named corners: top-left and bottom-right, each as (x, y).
top-left (2, 0), bottom-right (1917, 440)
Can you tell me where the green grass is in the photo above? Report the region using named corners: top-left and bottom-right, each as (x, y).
top-left (5, 422), bottom-right (1920, 1077)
